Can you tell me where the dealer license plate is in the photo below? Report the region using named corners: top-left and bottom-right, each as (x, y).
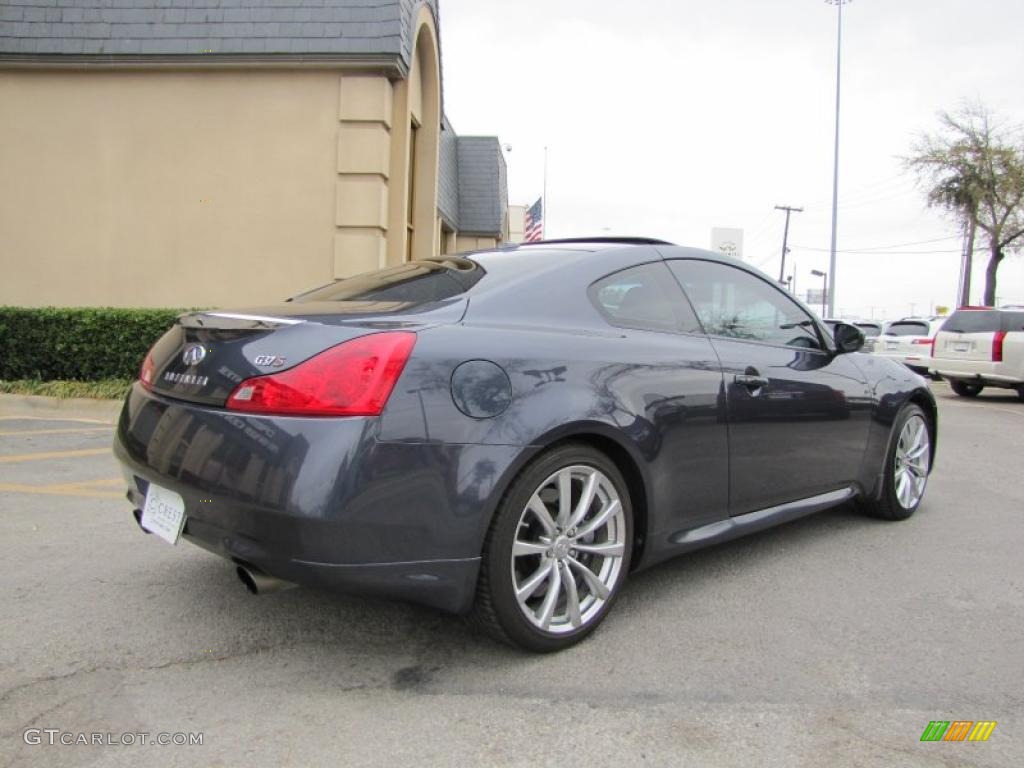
top-left (140, 482), bottom-right (186, 545)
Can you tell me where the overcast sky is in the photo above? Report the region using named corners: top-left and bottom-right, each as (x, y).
top-left (439, 0), bottom-right (1024, 318)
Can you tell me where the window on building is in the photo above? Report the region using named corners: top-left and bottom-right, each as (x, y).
top-left (406, 122), bottom-right (418, 262)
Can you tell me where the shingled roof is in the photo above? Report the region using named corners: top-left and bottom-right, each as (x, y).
top-left (0, 0), bottom-right (438, 72)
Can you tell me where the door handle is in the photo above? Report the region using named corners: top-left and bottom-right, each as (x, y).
top-left (734, 370), bottom-right (769, 390)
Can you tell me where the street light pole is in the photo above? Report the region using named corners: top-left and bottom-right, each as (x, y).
top-left (825, 0), bottom-right (849, 317)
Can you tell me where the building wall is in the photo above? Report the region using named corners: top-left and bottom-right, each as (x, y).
top-left (0, 6), bottom-right (497, 309)
top-left (0, 69), bottom-right (341, 308)
top-left (455, 235), bottom-right (497, 252)
top-left (508, 204), bottom-right (526, 243)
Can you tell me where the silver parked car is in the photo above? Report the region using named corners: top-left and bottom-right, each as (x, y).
top-left (876, 317), bottom-right (945, 376)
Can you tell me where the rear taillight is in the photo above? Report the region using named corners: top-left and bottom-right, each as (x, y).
top-left (139, 350), bottom-right (156, 390)
top-left (226, 332), bottom-right (416, 417)
top-left (910, 338), bottom-right (935, 356)
top-left (992, 330), bottom-right (1007, 362)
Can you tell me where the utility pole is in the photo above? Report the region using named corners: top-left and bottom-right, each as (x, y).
top-left (775, 205), bottom-right (803, 284)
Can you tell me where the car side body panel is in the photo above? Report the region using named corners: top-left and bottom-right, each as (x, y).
top-left (380, 319), bottom-right (731, 571)
top-left (846, 353), bottom-right (938, 499)
top-left (113, 242), bottom-right (938, 615)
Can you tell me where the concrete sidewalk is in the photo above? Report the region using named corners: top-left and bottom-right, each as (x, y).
top-left (0, 393), bottom-right (122, 424)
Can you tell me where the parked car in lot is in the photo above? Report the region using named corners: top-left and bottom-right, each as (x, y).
top-left (876, 317), bottom-right (946, 375)
top-left (853, 321), bottom-right (885, 353)
top-left (114, 238), bottom-right (937, 651)
top-left (930, 306), bottom-right (1024, 399)
top-left (822, 319), bottom-right (883, 352)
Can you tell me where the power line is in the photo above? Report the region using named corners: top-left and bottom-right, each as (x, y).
top-left (837, 235), bottom-right (960, 251)
top-left (788, 235), bottom-right (962, 254)
top-left (798, 173), bottom-right (913, 209)
top-left (790, 244), bottom-right (976, 255)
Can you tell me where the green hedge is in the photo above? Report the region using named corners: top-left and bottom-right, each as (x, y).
top-left (0, 307), bottom-right (184, 381)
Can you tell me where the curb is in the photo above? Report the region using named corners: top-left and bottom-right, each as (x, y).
top-left (0, 393), bottom-right (122, 424)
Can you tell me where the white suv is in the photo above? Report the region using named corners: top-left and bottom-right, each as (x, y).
top-left (930, 307), bottom-right (1024, 399)
top-left (876, 317), bottom-right (945, 375)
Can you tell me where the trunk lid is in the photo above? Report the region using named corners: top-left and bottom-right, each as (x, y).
top-left (934, 309), bottom-right (1000, 362)
top-left (880, 320), bottom-right (932, 356)
top-left (146, 298), bottom-right (465, 407)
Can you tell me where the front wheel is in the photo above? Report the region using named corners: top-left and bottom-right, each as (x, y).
top-left (470, 444), bottom-right (633, 652)
top-left (950, 380), bottom-right (984, 397)
top-left (859, 403), bottom-right (932, 521)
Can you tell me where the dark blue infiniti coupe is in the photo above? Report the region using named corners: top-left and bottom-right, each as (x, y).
top-left (114, 238), bottom-right (936, 651)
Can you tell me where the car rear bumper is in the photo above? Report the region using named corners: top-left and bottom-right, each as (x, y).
top-left (113, 383), bottom-right (493, 613)
top-left (930, 358), bottom-right (1022, 386)
top-left (874, 351), bottom-right (931, 372)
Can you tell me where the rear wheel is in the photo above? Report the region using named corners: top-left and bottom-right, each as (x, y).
top-left (1017, 387), bottom-right (1024, 402)
top-left (470, 444), bottom-right (632, 652)
top-left (950, 380), bottom-right (984, 397)
top-left (859, 403), bottom-right (932, 521)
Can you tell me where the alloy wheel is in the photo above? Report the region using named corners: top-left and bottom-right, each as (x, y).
top-left (509, 465), bottom-right (627, 634)
top-left (894, 414), bottom-right (930, 509)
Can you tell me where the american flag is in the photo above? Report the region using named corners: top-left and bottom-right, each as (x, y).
top-left (524, 197), bottom-right (544, 242)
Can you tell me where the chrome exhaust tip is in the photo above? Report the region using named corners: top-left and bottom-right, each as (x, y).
top-left (236, 565), bottom-right (295, 595)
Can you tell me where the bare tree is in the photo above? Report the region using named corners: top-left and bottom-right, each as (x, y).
top-left (905, 103), bottom-right (1024, 306)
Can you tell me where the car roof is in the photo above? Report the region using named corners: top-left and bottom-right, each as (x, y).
top-left (516, 236), bottom-right (675, 247)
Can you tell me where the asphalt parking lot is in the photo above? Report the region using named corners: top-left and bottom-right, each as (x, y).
top-left (0, 384), bottom-right (1021, 768)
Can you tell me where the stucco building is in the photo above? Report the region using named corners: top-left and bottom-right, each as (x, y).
top-left (0, 0), bottom-right (508, 308)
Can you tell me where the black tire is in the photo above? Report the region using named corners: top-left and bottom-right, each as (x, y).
top-left (1017, 387), bottom-right (1024, 402)
top-left (470, 443), bottom-right (633, 652)
top-left (949, 380), bottom-right (984, 397)
top-left (859, 403), bottom-right (932, 521)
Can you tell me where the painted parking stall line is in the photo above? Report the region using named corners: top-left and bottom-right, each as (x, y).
top-left (0, 481), bottom-right (123, 500)
top-left (0, 448), bottom-right (111, 464)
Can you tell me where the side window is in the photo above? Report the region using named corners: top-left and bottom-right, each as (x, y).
top-left (668, 259), bottom-right (823, 349)
top-left (589, 262), bottom-right (701, 334)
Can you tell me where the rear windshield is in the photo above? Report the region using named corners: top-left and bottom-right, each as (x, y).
top-left (292, 258), bottom-right (485, 304)
top-left (855, 323), bottom-right (882, 337)
top-left (885, 321), bottom-right (931, 337)
top-left (941, 310), bottom-right (1002, 334)
top-left (1000, 311), bottom-right (1024, 332)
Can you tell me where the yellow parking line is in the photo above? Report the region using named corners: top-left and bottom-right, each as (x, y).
top-left (47, 477), bottom-right (122, 491)
top-left (0, 448), bottom-right (110, 464)
top-left (0, 426), bottom-right (113, 437)
top-left (0, 482), bottom-right (123, 499)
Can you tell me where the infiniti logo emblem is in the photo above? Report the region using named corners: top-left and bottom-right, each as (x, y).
top-left (181, 344), bottom-right (207, 366)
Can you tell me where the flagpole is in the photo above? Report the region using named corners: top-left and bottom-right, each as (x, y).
top-left (543, 146), bottom-right (548, 238)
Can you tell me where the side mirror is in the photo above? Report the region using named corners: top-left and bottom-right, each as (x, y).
top-left (833, 322), bottom-right (865, 353)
